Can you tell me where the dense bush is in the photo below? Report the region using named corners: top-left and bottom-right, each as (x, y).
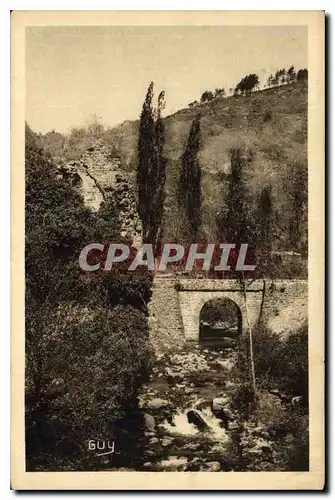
top-left (25, 304), bottom-right (153, 470)
top-left (234, 324), bottom-right (309, 471)
top-left (25, 124), bottom-right (153, 470)
top-left (251, 324), bottom-right (308, 401)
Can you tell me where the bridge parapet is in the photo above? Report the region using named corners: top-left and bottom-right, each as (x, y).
top-left (177, 279), bottom-right (264, 292)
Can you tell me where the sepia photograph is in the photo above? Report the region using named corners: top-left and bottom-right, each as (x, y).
top-left (11, 10), bottom-right (324, 490)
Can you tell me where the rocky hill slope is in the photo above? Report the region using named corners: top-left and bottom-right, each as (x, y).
top-left (104, 81), bottom-right (307, 245)
top-left (32, 81), bottom-right (307, 250)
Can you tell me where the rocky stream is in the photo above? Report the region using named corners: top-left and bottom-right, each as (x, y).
top-left (100, 342), bottom-right (298, 472)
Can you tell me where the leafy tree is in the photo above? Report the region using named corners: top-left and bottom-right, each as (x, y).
top-left (214, 87), bottom-right (225, 98)
top-left (297, 68), bottom-right (308, 82)
top-left (40, 130), bottom-right (66, 159)
top-left (87, 113), bottom-right (104, 139)
top-left (272, 71), bottom-right (280, 86)
top-left (255, 185), bottom-right (277, 275)
top-left (178, 115), bottom-right (202, 241)
top-left (234, 74), bottom-right (260, 95)
top-left (278, 68), bottom-right (287, 84)
top-left (266, 74), bottom-right (274, 88)
top-left (216, 147), bottom-right (256, 395)
top-left (287, 65), bottom-right (297, 83)
top-left (152, 90), bottom-right (167, 245)
top-left (216, 148), bottom-right (254, 245)
top-left (64, 126), bottom-right (92, 161)
top-left (25, 124), bottom-right (153, 471)
top-left (288, 163), bottom-right (308, 253)
top-left (137, 82), bottom-right (167, 245)
top-left (200, 90), bottom-right (214, 103)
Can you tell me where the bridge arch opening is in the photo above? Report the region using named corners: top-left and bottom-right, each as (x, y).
top-left (199, 297), bottom-right (242, 347)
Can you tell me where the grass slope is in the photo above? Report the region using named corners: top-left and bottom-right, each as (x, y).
top-left (104, 82), bottom-right (307, 246)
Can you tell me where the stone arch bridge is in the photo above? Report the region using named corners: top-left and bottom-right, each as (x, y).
top-left (148, 275), bottom-right (308, 353)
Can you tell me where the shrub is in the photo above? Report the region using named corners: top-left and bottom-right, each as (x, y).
top-left (251, 324), bottom-right (308, 402)
top-left (26, 302), bottom-right (153, 471)
top-left (25, 125), bottom-right (154, 471)
top-left (263, 110), bottom-right (273, 122)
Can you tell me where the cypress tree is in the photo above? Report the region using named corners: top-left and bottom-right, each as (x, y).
top-left (137, 83), bottom-right (166, 245)
top-left (217, 147), bottom-right (253, 245)
top-left (178, 115), bottom-right (202, 241)
top-left (216, 147), bottom-right (256, 396)
top-left (289, 164), bottom-right (308, 253)
top-left (255, 185), bottom-right (275, 275)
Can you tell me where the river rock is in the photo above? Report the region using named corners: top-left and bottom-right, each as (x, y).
top-left (291, 395), bottom-right (303, 406)
top-left (182, 441), bottom-right (201, 452)
top-left (157, 456), bottom-right (188, 471)
top-left (146, 398), bottom-right (170, 410)
top-left (247, 438), bottom-right (273, 456)
top-left (187, 410), bottom-right (210, 431)
top-left (228, 421), bottom-right (240, 431)
top-left (212, 397), bottom-right (230, 411)
top-left (143, 413), bottom-right (155, 430)
top-left (200, 461), bottom-right (221, 472)
top-left (161, 436), bottom-right (174, 447)
top-left (143, 462), bottom-right (153, 469)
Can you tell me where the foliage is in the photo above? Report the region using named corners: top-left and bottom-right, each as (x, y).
top-left (86, 113), bottom-right (104, 139)
top-left (216, 147), bottom-right (255, 247)
top-left (25, 124), bottom-right (153, 470)
top-left (137, 82), bottom-right (167, 244)
top-left (26, 303), bottom-right (153, 471)
top-left (286, 162), bottom-right (308, 254)
top-left (235, 325), bottom-right (309, 471)
top-left (234, 74), bottom-right (260, 95)
top-left (254, 185), bottom-right (277, 275)
top-left (297, 68), bottom-right (308, 82)
top-left (200, 90), bottom-right (214, 103)
top-left (250, 324), bottom-right (308, 401)
top-left (214, 87), bottom-right (225, 98)
top-left (200, 298), bottom-right (240, 327)
top-left (266, 66), bottom-right (306, 88)
top-left (178, 115), bottom-right (203, 241)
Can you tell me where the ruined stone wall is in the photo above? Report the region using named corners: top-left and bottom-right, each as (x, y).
top-left (58, 139), bottom-right (142, 247)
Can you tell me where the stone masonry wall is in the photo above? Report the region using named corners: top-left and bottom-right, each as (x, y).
top-left (149, 278), bottom-right (308, 353)
top-left (148, 275), bottom-right (185, 354)
top-left (178, 280), bottom-right (264, 341)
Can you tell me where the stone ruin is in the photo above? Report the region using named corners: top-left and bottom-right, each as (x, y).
top-left (57, 139), bottom-right (142, 247)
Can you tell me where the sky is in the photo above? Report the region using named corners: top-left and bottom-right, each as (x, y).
top-left (26, 25), bottom-right (307, 134)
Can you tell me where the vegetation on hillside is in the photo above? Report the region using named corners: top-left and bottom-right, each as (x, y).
top-left (25, 67), bottom-right (309, 472)
top-left (34, 77), bottom-right (308, 273)
top-left (25, 124), bottom-right (153, 471)
top-left (178, 114), bottom-right (203, 242)
top-left (137, 83), bottom-right (167, 245)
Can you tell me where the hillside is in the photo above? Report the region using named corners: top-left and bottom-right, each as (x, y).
top-left (32, 81), bottom-right (307, 255)
top-left (103, 81), bottom-right (307, 248)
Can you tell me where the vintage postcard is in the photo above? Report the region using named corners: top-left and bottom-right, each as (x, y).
top-left (11, 10), bottom-right (325, 490)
